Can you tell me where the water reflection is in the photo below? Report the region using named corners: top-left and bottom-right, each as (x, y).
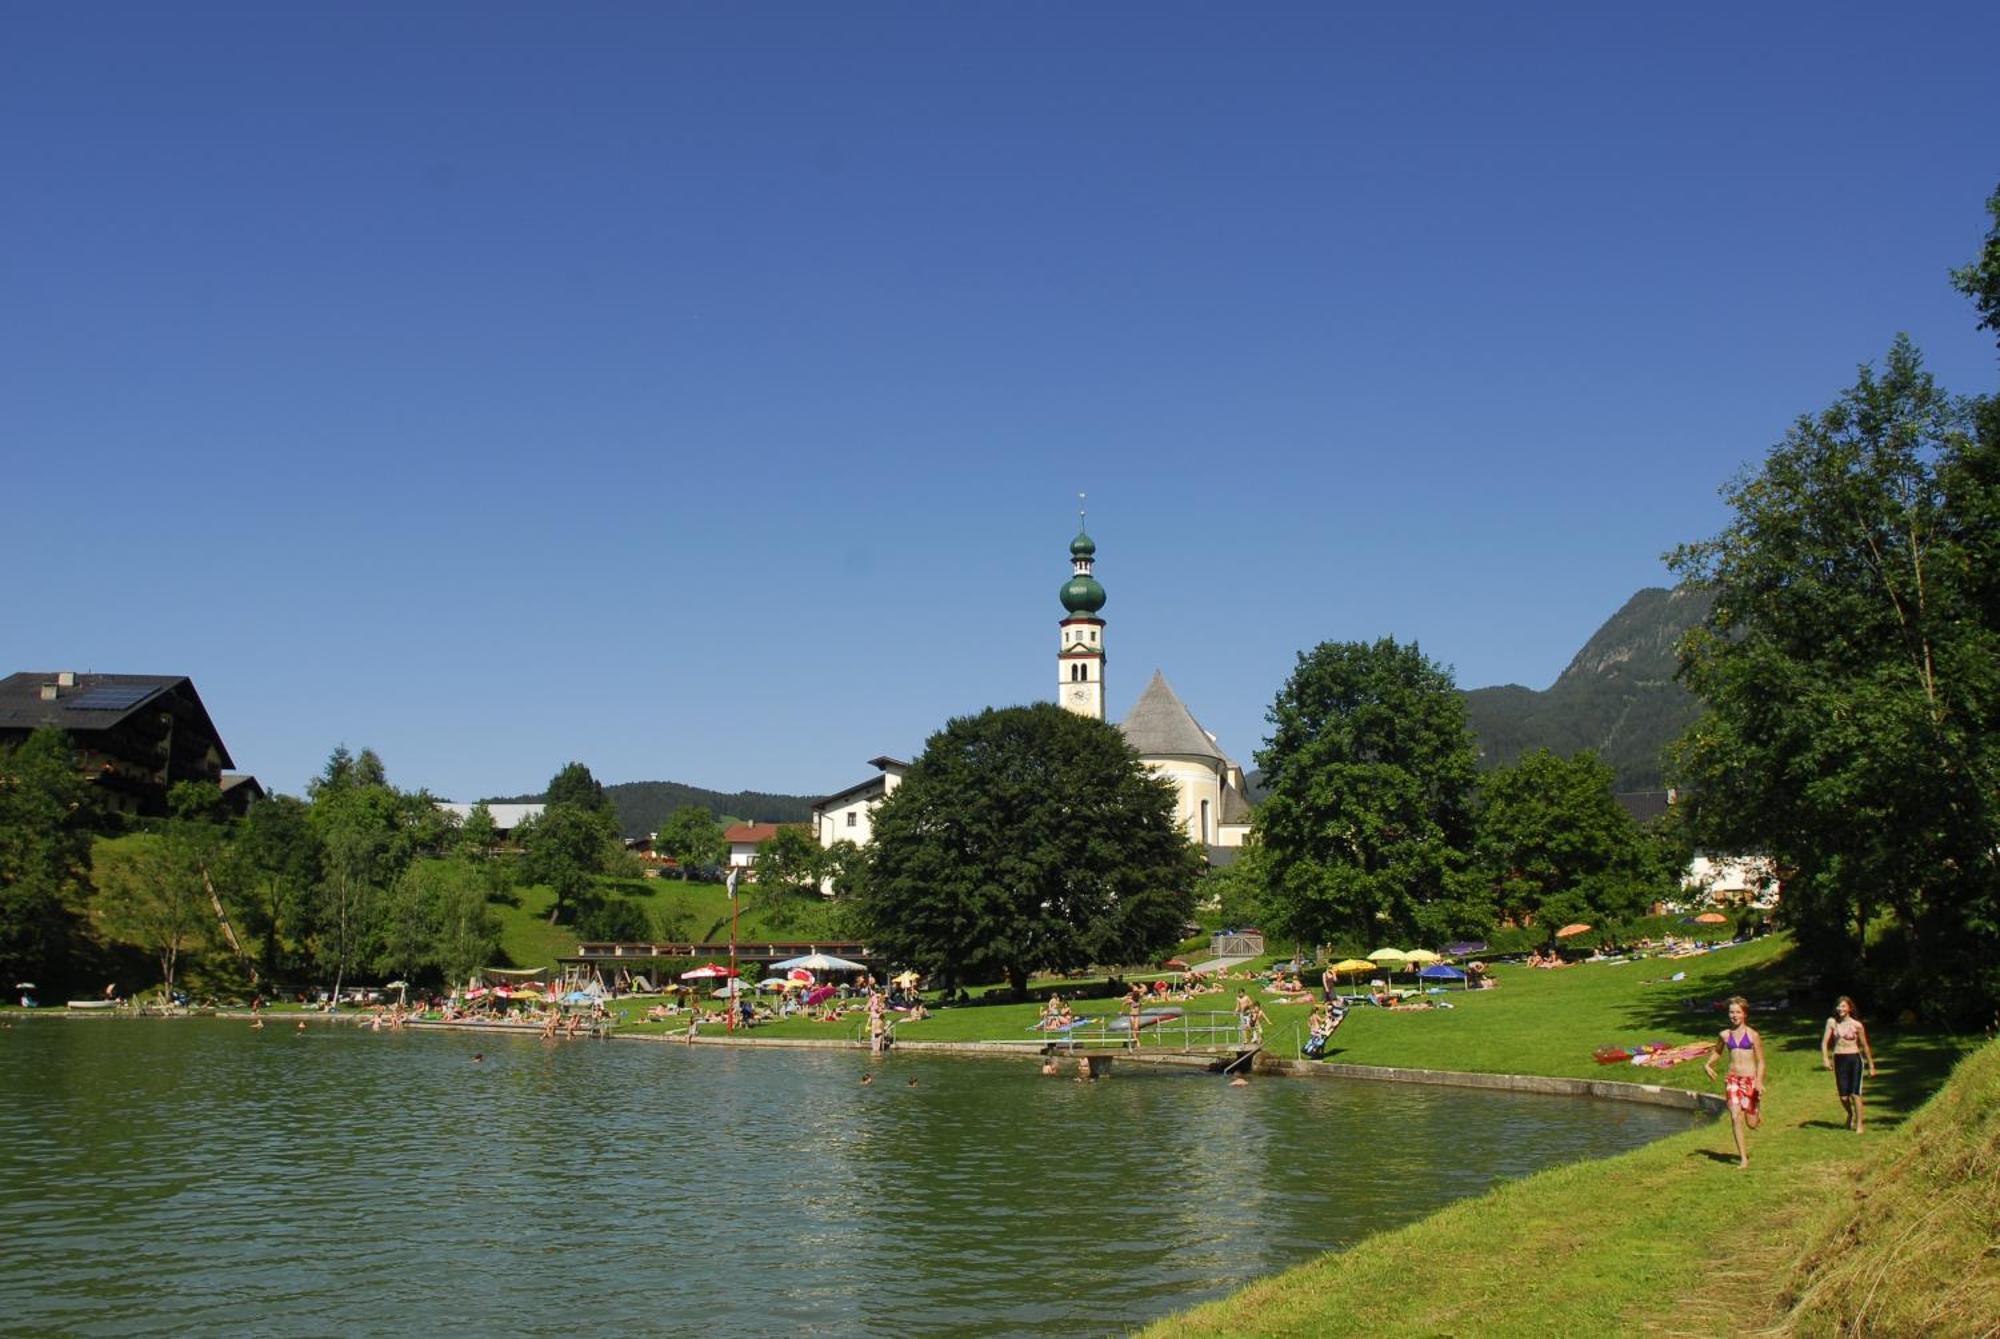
top-left (1, 1022), bottom-right (1695, 1336)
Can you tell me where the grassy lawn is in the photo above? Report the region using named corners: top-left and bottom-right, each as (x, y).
top-left (1137, 935), bottom-right (1986, 1338)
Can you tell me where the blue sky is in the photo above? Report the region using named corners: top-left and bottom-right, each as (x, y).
top-left (5, 3), bottom-right (1996, 806)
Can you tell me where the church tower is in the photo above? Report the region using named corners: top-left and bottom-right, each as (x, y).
top-left (1057, 510), bottom-right (1107, 719)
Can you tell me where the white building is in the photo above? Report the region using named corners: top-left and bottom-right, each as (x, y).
top-left (437, 801), bottom-right (544, 838)
top-left (811, 756), bottom-right (909, 850)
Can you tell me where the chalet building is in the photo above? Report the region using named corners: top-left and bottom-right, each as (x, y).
top-left (811, 756), bottom-right (909, 850)
top-left (0, 671), bottom-right (235, 817)
top-left (219, 773), bottom-right (267, 817)
top-left (724, 822), bottom-right (785, 870)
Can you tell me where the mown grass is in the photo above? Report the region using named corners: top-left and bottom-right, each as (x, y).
top-left (1137, 938), bottom-right (1985, 1339)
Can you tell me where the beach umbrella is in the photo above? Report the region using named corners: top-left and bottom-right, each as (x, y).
top-left (1443, 941), bottom-right (1489, 958)
top-left (1417, 964), bottom-right (1467, 981)
top-left (1403, 949), bottom-right (1442, 966)
top-left (1555, 923), bottom-right (1593, 939)
top-left (757, 978), bottom-right (790, 992)
top-left (770, 952), bottom-right (868, 973)
top-left (786, 968), bottom-right (816, 985)
top-left (711, 982), bottom-right (752, 999)
top-left (1329, 958), bottom-right (1376, 977)
top-left (1366, 948), bottom-right (1407, 963)
top-left (1692, 912), bottom-right (1729, 925)
top-left (892, 970), bottom-right (921, 989)
top-left (1159, 958), bottom-right (1190, 971)
top-left (14, 982), bottom-right (35, 989)
top-left (680, 964), bottom-right (740, 980)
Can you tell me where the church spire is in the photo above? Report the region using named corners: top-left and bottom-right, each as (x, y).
top-left (1057, 504), bottom-right (1106, 719)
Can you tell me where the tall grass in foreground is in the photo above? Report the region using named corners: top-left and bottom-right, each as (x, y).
top-left (1760, 1036), bottom-right (1999, 1336)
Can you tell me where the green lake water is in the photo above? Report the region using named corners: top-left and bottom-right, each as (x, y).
top-left (1, 1019), bottom-right (1697, 1336)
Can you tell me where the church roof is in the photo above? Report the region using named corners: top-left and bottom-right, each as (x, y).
top-left (1119, 670), bottom-right (1234, 765)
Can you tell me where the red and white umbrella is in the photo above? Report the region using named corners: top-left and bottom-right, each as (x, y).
top-left (680, 964), bottom-right (740, 981)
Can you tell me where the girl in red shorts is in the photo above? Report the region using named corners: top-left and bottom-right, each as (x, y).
top-left (1702, 995), bottom-right (1765, 1169)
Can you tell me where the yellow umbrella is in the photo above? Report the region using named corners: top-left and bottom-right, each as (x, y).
top-left (1367, 948), bottom-right (1407, 964)
top-left (892, 970), bottom-right (921, 989)
top-left (1329, 959), bottom-right (1375, 976)
top-left (1403, 949), bottom-right (1441, 966)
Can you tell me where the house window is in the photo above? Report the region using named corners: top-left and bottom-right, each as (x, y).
top-left (846, 811), bottom-right (857, 828)
top-left (1200, 799), bottom-right (1211, 844)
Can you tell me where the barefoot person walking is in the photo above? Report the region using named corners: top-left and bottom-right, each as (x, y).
top-left (1703, 996), bottom-right (1766, 1169)
top-left (1820, 996), bottom-right (1877, 1132)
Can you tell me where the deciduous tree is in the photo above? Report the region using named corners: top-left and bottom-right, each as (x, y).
top-left (0, 727), bottom-right (95, 986)
top-left (1668, 336), bottom-right (1999, 1016)
top-left (656, 805), bottom-right (724, 880)
top-left (1253, 638), bottom-right (1480, 948)
top-left (1467, 750), bottom-right (1667, 936)
top-left (859, 704), bottom-right (1201, 998)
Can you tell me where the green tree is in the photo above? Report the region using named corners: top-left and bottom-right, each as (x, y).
top-left (858, 704), bottom-right (1202, 998)
top-left (306, 752), bottom-right (415, 1001)
top-left (456, 801), bottom-right (499, 860)
top-left (376, 857), bottom-right (502, 988)
top-left (1253, 638), bottom-right (1480, 948)
top-left (516, 803), bottom-right (621, 925)
top-left (1950, 181), bottom-right (2000, 351)
top-left (545, 761), bottom-right (615, 820)
top-left (0, 727), bottom-right (95, 987)
top-left (656, 805), bottom-right (724, 880)
top-left (751, 825), bottom-right (825, 896)
top-left (1468, 750), bottom-right (1666, 937)
top-left (1668, 336), bottom-right (1999, 1016)
top-left (92, 829), bottom-right (214, 995)
top-left (230, 794), bottom-right (321, 980)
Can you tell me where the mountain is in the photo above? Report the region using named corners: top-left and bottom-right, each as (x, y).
top-left (1461, 586), bottom-right (1712, 791)
top-left (486, 780), bottom-right (820, 839)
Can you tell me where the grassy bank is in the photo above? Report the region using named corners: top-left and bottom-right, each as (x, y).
top-left (1136, 940), bottom-right (1986, 1338)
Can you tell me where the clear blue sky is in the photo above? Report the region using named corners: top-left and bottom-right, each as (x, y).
top-left (5, 3), bottom-right (1996, 806)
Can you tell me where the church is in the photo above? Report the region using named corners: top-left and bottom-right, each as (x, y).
top-left (1056, 520), bottom-right (1252, 857)
top-left (812, 519), bottom-right (1252, 864)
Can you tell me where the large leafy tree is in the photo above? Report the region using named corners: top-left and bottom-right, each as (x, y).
top-left (655, 805), bottom-right (724, 880)
top-left (1253, 638), bottom-right (1480, 948)
top-left (377, 857), bottom-right (502, 988)
top-left (752, 825), bottom-right (825, 897)
top-left (859, 704), bottom-right (1201, 998)
top-left (92, 826), bottom-right (216, 995)
top-left (1668, 335), bottom-right (1998, 1016)
top-left (0, 727), bottom-right (95, 986)
top-left (544, 761), bottom-right (615, 820)
top-left (230, 794), bottom-right (322, 980)
top-left (516, 803), bottom-right (622, 926)
top-left (1467, 749), bottom-right (1668, 936)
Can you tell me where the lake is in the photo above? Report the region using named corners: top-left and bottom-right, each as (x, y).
top-left (0, 1019), bottom-right (1696, 1336)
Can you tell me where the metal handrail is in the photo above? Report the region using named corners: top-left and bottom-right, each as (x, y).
top-left (1035, 1009), bottom-right (1259, 1053)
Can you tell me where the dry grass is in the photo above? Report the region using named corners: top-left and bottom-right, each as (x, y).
top-left (1752, 1039), bottom-right (2000, 1338)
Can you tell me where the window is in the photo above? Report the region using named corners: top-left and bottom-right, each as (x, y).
top-left (1200, 799), bottom-right (1212, 843)
top-left (846, 810), bottom-right (857, 828)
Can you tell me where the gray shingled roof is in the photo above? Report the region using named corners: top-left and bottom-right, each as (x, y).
top-left (1119, 670), bottom-right (1234, 765)
top-left (1219, 782), bottom-right (1253, 824)
top-left (0, 672), bottom-right (235, 768)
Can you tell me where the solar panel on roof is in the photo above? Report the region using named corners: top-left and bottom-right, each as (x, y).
top-left (66, 684), bottom-right (155, 711)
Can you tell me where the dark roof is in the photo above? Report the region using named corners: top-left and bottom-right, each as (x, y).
top-left (813, 773), bottom-right (891, 811)
top-left (1615, 790), bottom-right (1673, 824)
top-left (1219, 782), bottom-right (1254, 824)
top-left (0, 672), bottom-right (234, 767)
top-left (1119, 670), bottom-right (1233, 765)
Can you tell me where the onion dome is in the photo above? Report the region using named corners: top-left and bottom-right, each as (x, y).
top-left (1061, 572), bottom-right (1106, 615)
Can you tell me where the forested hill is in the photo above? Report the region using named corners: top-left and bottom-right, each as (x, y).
top-left (486, 780), bottom-right (819, 839)
top-left (1460, 586), bottom-right (1713, 791)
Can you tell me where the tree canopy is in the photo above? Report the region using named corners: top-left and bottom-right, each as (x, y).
top-left (1253, 638), bottom-right (1480, 947)
top-left (857, 704), bottom-right (1201, 997)
top-left (1466, 749), bottom-right (1670, 936)
top-left (1668, 334), bottom-right (1998, 1017)
top-left (0, 727), bottom-right (95, 985)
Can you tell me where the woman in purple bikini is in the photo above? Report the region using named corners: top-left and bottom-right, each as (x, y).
top-left (1702, 996), bottom-right (1766, 1168)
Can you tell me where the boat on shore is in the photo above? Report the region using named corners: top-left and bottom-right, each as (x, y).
top-left (66, 999), bottom-right (117, 1011)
